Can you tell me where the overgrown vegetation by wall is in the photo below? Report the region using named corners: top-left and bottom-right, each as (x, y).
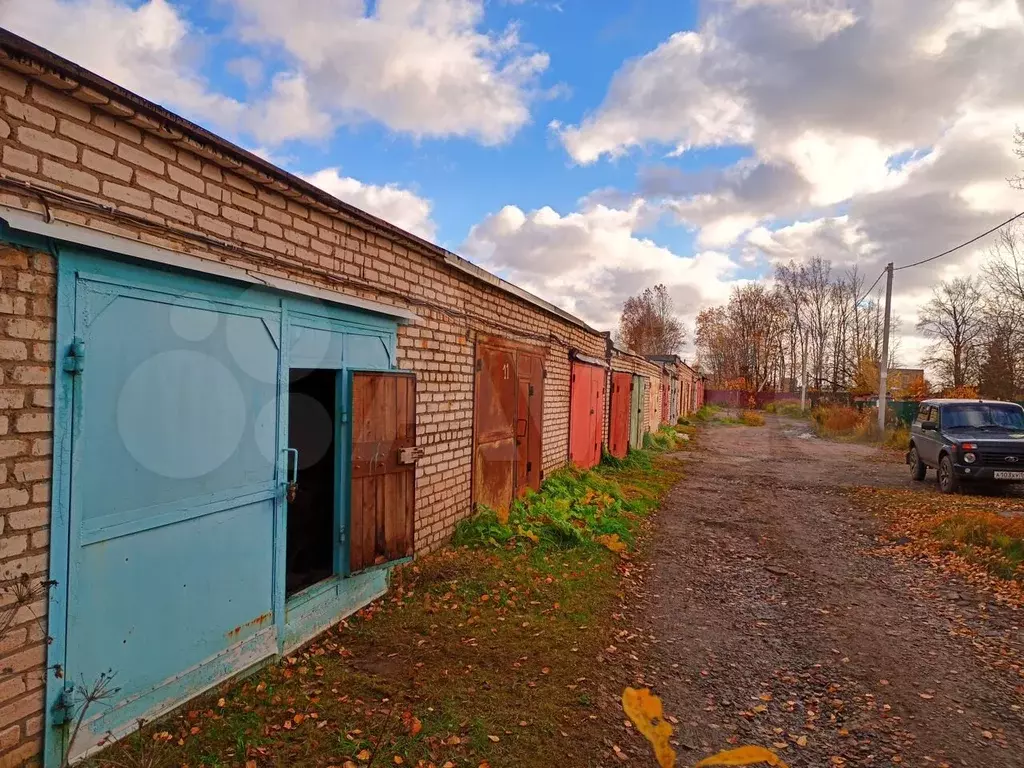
top-left (763, 400), bottom-right (807, 418)
top-left (811, 404), bottom-right (909, 449)
top-left (455, 437), bottom-right (688, 555)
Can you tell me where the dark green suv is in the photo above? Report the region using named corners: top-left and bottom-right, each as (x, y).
top-left (907, 399), bottom-right (1024, 493)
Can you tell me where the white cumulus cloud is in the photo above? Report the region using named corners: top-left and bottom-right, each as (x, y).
top-left (302, 168), bottom-right (437, 242)
top-left (462, 199), bottom-right (741, 349)
top-left (555, 0), bottom-right (1024, 368)
top-left (0, 0), bottom-right (548, 146)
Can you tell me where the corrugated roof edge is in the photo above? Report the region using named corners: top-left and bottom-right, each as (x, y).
top-left (0, 29), bottom-right (600, 336)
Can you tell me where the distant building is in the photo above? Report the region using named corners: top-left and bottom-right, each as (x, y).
top-left (889, 368), bottom-right (926, 395)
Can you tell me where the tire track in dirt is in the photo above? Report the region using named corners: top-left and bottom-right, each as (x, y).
top-left (614, 417), bottom-right (1023, 767)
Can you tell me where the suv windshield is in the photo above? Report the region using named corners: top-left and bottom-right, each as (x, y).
top-left (942, 404), bottom-right (1024, 430)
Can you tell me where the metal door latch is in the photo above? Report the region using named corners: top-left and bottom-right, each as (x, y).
top-left (399, 447), bottom-right (424, 465)
top-left (285, 447), bottom-right (299, 503)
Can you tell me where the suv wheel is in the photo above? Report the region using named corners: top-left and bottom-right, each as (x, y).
top-left (909, 446), bottom-right (926, 481)
top-left (937, 454), bottom-right (960, 494)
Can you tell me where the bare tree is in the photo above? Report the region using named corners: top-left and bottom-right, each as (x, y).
top-left (694, 285), bottom-right (786, 391)
top-left (775, 261), bottom-right (807, 392)
top-left (616, 284), bottom-right (686, 356)
top-left (983, 225), bottom-right (1024, 303)
top-left (694, 306), bottom-right (734, 386)
top-left (804, 256), bottom-right (834, 391)
top-left (978, 228), bottom-right (1024, 398)
top-left (917, 277), bottom-right (985, 389)
top-left (1011, 127), bottom-right (1024, 191)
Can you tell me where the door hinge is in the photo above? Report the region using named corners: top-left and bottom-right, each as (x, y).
top-left (338, 410), bottom-right (349, 424)
top-left (62, 337), bottom-right (85, 376)
top-left (51, 685), bottom-right (76, 727)
top-left (528, 384), bottom-right (535, 397)
top-left (539, 470), bottom-right (545, 481)
top-left (475, 359), bottom-right (482, 372)
top-left (526, 461), bottom-right (532, 473)
top-left (339, 529), bottom-right (347, 545)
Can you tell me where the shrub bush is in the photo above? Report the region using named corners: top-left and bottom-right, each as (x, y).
top-left (774, 401), bottom-right (806, 418)
top-left (812, 405), bottom-right (863, 433)
top-left (884, 425), bottom-right (910, 450)
top-left (694, 405), bottom-right (719, 422)
top-left (740, 410), bottom-right (766, 426)
top-left (454, 443), bottom-right (677, 553)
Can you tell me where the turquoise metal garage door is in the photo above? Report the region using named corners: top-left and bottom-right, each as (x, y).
top-left (45, 248), bottom-right (405, 765)
top-left (53, 257), bottom-right (282, 762)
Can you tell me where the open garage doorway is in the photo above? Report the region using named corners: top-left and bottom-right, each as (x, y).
top-left (286, 368), bottom-right (338, 597)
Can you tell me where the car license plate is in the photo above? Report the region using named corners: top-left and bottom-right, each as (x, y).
top-left (994, 471), bottom-right (1024, 480)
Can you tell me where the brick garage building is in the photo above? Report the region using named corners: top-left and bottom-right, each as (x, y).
top-left (647, 354), bottom-right (705, 424)
top-left (0, 32), bottom-right (673, 767)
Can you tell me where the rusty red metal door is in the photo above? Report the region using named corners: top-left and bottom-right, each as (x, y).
top-left (570, 361), bottom-right (604, 469)
top-left (349, 372), bottom-right (416, 573)
top-left (661, 377), bottom-right (669, 423)
top-left (473, 344), bottom-right (517, 514)
top-left (609, 371), bottom-right (632, 459)
top-left (474, 340), bottom-right (546, 515)
top-left (569, 362), bottom-right (592, 467)
top-left (593, 370), bottom-right (606, 465)
top-left (516, 352), bottom-right (544, 495)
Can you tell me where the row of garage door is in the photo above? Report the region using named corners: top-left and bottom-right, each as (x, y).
top-left (472, 341), bottom-right (654, 516)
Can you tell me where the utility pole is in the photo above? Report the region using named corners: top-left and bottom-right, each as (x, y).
top-left (800, 329), bottom-right (808, 412)
top-left (878, 262), bottom-right (894, 435)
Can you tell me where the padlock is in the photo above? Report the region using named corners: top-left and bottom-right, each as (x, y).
top-left (287, 482), bottom-right (297, 503)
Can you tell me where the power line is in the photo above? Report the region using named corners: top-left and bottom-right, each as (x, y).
top-left (894, 210), bottom-right (1024, 272)
top-left (856, 268), bottom-right (886, 305)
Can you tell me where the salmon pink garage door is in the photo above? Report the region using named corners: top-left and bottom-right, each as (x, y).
top-left (608, 372), bottom-right (632, 459)
top-left (569, 361), bottom-right (605, 469)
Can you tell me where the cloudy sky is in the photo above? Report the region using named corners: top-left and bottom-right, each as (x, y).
top-left (3, 0), bottom-right (1024, 365)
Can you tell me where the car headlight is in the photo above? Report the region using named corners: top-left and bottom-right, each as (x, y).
top-left (964, 452), bottom-right (977, 464)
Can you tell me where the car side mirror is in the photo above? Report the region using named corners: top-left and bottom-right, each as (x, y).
top-left (921, 421), bottom-right (938, 431)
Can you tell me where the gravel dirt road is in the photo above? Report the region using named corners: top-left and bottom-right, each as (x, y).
top-left (617, 417), bottom-right (1024, 767)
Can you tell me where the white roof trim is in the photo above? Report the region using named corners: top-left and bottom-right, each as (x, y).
top-left (0, 206), bottom-right (420, 323)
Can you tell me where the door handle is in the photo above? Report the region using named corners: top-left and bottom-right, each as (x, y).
top-left (285, 447), bottom-right (299, 502)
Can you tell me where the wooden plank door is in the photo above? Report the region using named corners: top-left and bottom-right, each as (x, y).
top-left (349, 372), bottom-right (416, 573)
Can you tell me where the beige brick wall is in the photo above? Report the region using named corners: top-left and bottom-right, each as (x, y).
top-left (650, 367), bottom-right (666, 431)
top-left (0, 243), bottom-right (53, 768)
top-left (0, 58), bottom-right (617, 764)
